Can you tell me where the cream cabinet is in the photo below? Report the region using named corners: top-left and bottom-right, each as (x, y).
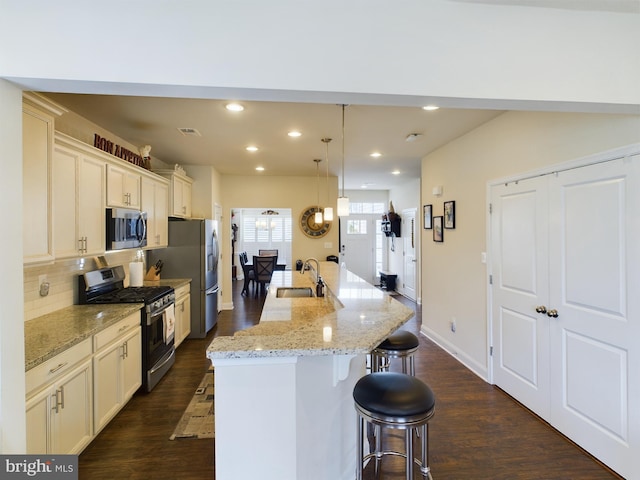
top-left (22, 93), bottom-right (66, 265)
top-left (52, 134), bottom-right (106, 258)
top-left (106, 162), bottom-right (141, 209)
top-left (26, 338), bottom-right (93, 454)
top-left (141, 175), bottom-right (169, 248)
top-left (154, 169), bottom-right (193, 219)
top-left (93, 312), bottom-right (142, 434)
top-left (174, 283), bottom-right (191, 348)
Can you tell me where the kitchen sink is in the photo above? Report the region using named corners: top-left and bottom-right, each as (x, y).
top-left (275, 287), bottom-right (314, 298)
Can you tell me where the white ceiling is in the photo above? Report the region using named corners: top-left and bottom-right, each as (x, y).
top-left (46, 93), bottom-right (503, 190)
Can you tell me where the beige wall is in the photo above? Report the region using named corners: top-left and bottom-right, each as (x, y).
top-left (221, 175), bottom-right (339, 308)
top-left (420, 111), bottom-right (640, 378)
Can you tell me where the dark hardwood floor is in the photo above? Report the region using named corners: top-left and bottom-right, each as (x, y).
top-left (79, 280), bottom-right (622, 479)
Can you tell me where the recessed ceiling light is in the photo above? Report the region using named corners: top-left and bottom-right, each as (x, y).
top-left (392, 170), bottom-right (401, 175)
top-left (422, 105), bottom-right (439, 111)
top-left (226, 103), bottom-right (244, 112)
top-left (288, 131), bottom-right (302, 137)
top-left (370, 152), bottom-right (382, 158)
top-left (246, 146), bottom-right (258, 152)
top-left (255, 166), bottom-right (265, 171)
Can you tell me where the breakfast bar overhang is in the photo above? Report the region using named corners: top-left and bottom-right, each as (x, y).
top-left (206, 262), bottom-right (414, 480)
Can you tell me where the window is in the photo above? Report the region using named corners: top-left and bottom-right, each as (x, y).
top-left (238, 209), bottom-right (292, 268)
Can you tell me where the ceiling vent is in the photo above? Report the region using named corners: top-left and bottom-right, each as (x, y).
top-left (177, 127), bottom-right (201, 137)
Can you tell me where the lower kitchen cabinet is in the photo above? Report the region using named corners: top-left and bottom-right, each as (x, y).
top-left (25, 340), bottom-right (93, 455)
top-left (93, 313), bottom-right (142, 434)
top-left (174, 283), bottom-right (191, 348)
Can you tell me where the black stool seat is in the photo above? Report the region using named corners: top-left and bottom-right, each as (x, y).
top-left (354, 372), bottom-right (435, 421)
top-left (377, 331), bottom-right (419, 351)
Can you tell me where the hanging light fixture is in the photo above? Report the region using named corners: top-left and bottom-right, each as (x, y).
top-left (313, 159), bottom-right (323, 224)
top-left (321, 137), bottom-right (334, 222)
top-left (337, 104), bottom-right (350, 216)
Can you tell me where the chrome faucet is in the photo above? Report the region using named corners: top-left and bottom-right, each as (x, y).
top-left (301, 258), bottom-right (324, 297)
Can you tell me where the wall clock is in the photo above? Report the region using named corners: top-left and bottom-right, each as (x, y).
top-left (299, 206), bottom-right (332, 238)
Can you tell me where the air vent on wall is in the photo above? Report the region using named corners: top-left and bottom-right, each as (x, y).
top-left (177, 127), bottom-right (201, 137)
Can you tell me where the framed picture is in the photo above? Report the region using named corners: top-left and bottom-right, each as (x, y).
top-left (433, 216), bottom-right (443, 242)
top-left (444, 200), bottom-right (455, 229)
top-left (423, 204), bottom-right (433, 229)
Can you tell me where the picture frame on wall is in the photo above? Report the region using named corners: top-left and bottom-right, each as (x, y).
top-left (444, 200), bottom-right (455, 229)
top-left (433, 216), bottom-right (443, 242)
top-left (423, 204), bottom-right (433, 229)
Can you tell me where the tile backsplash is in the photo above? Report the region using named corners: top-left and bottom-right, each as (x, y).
top-left (23, 250), bottom-right (145, 321)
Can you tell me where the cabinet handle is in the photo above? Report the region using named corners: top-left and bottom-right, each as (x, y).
top-left (124, 340), bottom-right (128, 358)
top-left (535, 305), bottom-right (547, 314)
top-left (49, 362), bottom-right (68, 374)
top-left (78, 238), bottom-right (84, 253)
top-left (181, 303), bottom-right (185, 312)
top-left (59, 385), bottom-right (65, 409)
top-left (51, 391), bottom-right (60, 414)
top-left (120, 343), bottom-right (127, 360)
top-left (118, 325), bottom-right (128, 333)
top-left (547, 309), bottom-right (559, 318)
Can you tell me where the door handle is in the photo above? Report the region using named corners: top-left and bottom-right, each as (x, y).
top-left (547, 309), bottom-right (559, 318)
top-left (535, 305), bottom-right (547, 314)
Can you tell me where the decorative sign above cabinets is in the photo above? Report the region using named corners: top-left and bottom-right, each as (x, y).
top-left (94, 134), bottom-right (150, 170)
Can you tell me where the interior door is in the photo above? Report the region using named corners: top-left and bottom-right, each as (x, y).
top-left (490, 176), bottom-right (550, 418)
top-left (547, 156), bottom-right (639, 478)
top-left (340, 215), bottom-right (374, 283)
top-left (402, 208), bottom-right (417, 301)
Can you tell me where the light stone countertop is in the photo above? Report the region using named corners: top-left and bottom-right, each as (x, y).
top-left (24, 303), bottom-right (143, 371)
top-left (206, 262), bottom-right (414, 359)
top-left (24, 277), bottom-right (190, 371)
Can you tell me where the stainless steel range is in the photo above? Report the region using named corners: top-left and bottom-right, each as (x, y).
top-left (79, 265), bottom-right (176, 392)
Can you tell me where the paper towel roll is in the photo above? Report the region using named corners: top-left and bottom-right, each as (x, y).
top-left (129, 262), bottom-right (144, 287)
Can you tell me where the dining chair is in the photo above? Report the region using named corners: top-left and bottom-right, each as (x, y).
top-left (253, 255), bottom-right (276, 297)
top-left (239, 252), bottom-right (255, 296)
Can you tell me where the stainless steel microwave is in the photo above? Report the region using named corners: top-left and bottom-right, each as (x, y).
top-left (106, 208), bottom-right (147, 250)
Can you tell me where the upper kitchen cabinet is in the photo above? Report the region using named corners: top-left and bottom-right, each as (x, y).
top-left (141, 174), bottom-right (169, 248)
top-left (52, 133), bottom-right (106, 258)
top-left (106, 162), bottom-right (141, 209)
top-left (153, 169), bottom-right (193, 219)
top-left (22, 93), bottom-right (67, 265)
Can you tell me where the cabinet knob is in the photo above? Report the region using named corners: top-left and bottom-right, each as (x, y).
top-left (535, 305), bottom-right (547, 314)
top-left (547, 309), bottom-right (559, 318)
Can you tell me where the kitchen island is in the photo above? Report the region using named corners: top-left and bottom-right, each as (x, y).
top-left (206, 262), bottom-right (414, 480)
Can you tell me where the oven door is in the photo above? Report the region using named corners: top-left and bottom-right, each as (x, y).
top-left (144, 302), bottom-right (175, 391)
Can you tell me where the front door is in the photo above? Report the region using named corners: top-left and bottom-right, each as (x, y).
top-left (341, 215), bottom-right (375, 283)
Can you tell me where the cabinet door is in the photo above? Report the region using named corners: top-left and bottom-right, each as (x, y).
top-left (141, 177), bottom-right (169, 248)
top-left (122, 327), bottom-right (142, 402)
top-left (93, 340), bottom-right (122, 434)
top-left (78, 155), bottom-right (105, 256)
top-left (52, 359), bottom-right (93, 454)
top-left (182, 180), bottom-right (192, 218)
top-left (52, 144), bottom-right (81, 258)
top-left (175, 293), bottom-right (191, 348)
top-left (155, 181), bottom-right (169, 246)
top-left (172, 177), bottom-right (185, 216)
top-left (25, 388), bottom-right (52, 454)
top-left (23, 106), bottom-right (54, 264)
top-left (107, 163), bottom-right (140, 208)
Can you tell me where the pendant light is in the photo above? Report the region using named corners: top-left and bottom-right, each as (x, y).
top-left (313, 159), bottom-right (323, 224)
top-left (321, 137), bottom-right (334, 222)
top-left (337, 104), bottom-right (350, 217)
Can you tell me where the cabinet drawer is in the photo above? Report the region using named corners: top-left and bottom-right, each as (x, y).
top-left (174, 284), bottom-right (190, 299)
top-left (26, 337), bottom-right (92, 395)
top-left (93, 312), bottom-right (141, 351)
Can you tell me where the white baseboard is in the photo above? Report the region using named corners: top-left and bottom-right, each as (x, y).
top-left (419, 325), bottom-right (488, 382)
top-left (220, 302), bottom-right (234, 311)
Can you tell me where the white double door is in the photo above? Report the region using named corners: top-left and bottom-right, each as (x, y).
top-left (490, 154), bottom-right (639, 479)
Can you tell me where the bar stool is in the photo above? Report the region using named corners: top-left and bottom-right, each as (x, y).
top-left (372, 331), bottom-right (420, 375)
top-left (354, 372), bottom-right (435, 480)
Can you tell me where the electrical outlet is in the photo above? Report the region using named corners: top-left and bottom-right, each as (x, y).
top-left (38, 274), bottom-right (50, 297)
top-left (450, 317), bottom-right (457, 333)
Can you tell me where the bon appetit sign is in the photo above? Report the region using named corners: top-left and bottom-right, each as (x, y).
top-left (94, 134), bottom-right (150, 170)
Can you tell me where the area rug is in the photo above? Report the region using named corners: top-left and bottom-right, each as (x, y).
top-left (169, 367), bottom-right (215, 440)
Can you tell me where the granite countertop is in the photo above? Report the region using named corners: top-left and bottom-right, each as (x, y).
top-left (143, 278), bottom-right (191, 289)
top-left (24, 277), bottom-right (190, 371)
top-left (206, 262), bottom-right (414, 360)
top-left (24, 303), bottom-right (143, 371)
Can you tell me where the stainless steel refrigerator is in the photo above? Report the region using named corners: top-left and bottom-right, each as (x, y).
top-left (149, 218), bottom-right (219, 338)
